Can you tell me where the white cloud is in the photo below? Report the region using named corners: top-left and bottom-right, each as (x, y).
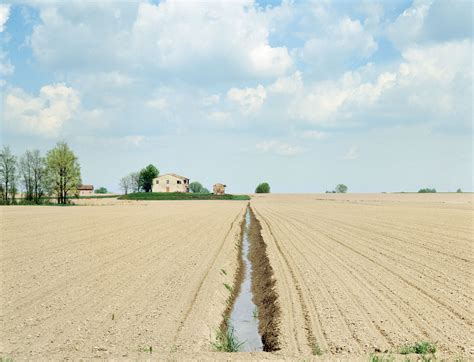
top-left (387, 0), bottom-right (431, 49)
top-left (299, 17), bottom-right (377, 75)
top-left (300, 130), bottom-right (327, 140)
top-left (146, 98), bottom-right (168, 110)
top-left (227, 84), bottom-right (266, 114)
top-left (289, 39), bottom-right (471, 127)
top-left (256, 140), bottom-right (303, 156)
top-left (30, 1), bottom-right (292, 80)
top-left (201, 94), bottom-right (220, 107)
top-left (387, 0), bottom-right (472, 50)
top-left (207, 111), bottom-right (231, 122)
top-left (268, 71), bottom-right (303, 94)
top-left (343, 146), bottom-right (359, 160)
top-left (0, 4), bottom-right (10, 32)
top-left (3, 83), bottom-right (80, 137)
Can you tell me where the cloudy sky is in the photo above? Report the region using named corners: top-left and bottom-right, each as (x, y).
top-left (0, 0), bottom-right (472, 193)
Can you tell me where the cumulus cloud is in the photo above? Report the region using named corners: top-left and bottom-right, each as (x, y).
top-left (388, 0), bottom-right (472, 49)
top-left (0, 4), bottom-right (10, 32)
top-left (29, 0), bottom-right (292, 80)
top-left (3, 83), bottom-right (80, 137)
top-left (256, 140), bottom-right (303, 156)
top-left (289, 39), bottom-right (471, 127)
top-left (268, 72), bottom-right (303, 94)
top-left (299, 17), bottom-right (377, 76)
top-left (227, 84), bottom-right (266, 114)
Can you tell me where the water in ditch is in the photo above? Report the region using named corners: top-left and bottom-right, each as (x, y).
top-left (229, 208), bottom-right (263, 352)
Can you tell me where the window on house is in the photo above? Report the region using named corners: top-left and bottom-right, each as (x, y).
top-left (177, 180), bottom-right (181, 184)
top-left (156, 180), bottom-right (159, 184)
top-left (167, 180), bottom-right (169, 184)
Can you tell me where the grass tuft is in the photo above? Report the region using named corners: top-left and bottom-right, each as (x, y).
top-left (311, 343), bottom-right (324, 356)
top-left (369, 354), bottom-right (394, 362)
top-left (223, 283), bottom-right (233, 294)
top-left (400, 341), bottom-right (436, 355)
top-left (211, 322), bottom-right (244, 352)
top-left (137, 346), bottom-right (152, 353)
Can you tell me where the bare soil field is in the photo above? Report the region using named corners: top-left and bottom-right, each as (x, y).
top-left (251, 193), bottom-right (473, 358)
top-left (0, 201), bottom-right (247, 358)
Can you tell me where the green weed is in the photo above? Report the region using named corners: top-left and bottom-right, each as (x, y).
top-left (400, 341), bottom-right (436, 355)
top-left (211, 323), bottom-right (244, 352)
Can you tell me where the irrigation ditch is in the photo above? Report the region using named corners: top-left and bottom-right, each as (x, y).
top-left (215, 204), bottom-right (280, 352)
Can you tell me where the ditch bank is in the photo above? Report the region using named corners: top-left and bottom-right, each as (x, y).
top-left (248, 206), bottom-right (281, 352)
top-left (216, 205), bottom-right (281, 352)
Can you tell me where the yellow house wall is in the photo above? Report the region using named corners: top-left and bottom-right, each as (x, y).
top-left (152, 175), bottom-right (189, 193)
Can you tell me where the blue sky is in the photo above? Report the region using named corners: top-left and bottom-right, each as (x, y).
top-left (0, 0), bottom-right (472, 193)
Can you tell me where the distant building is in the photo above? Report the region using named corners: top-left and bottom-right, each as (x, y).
top-left (213, 183), bottom-right (226, 195)
top-left (152, 173), bottom-right (190, 193)
top-left (78, 185), bottom-right (94, 196)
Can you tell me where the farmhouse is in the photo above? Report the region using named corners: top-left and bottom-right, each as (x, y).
top-left (152, 173), bottom-right (190, 193)
top-left (78, 185), bottom-right (94, 196)
top-left (213, 183), bottom-right (226, 195)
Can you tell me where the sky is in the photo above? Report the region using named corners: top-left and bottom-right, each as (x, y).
top-left (0, 0), bottom-right (472, 193)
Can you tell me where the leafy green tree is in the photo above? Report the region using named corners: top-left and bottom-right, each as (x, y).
top-left (95, 187), bottom-right (108, 194)
top-left (201, 187), bottom-right (210, 194)
top-left (189, 181), bottom-right (204, 193)
top-left (45, 142), bottom-right (82, 204)
top-left (0, 146), bottom-right (18, 204)
top-left (138, 164), bottom-right (159, 192)
top-left (335, 184), bottom-right (348, 193)
top-left (255, 182), bottom-right (270, 193)
top-left (418, 188), bottom-right (436, 193)
top-left (456, 188), bottom-right (462, 193)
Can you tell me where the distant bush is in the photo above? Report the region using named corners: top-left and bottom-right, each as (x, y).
top-left (189, 181), bottom-right (204, 193)
top-left (418, 188), bottom-right (436, 193)
top-left (255, 182), bottom-right (270, 194)
top-left (335, 184), bottom-right (348, 193)
top-left (456, 188), bottom-right (462, 193)
top-left (95, 187), bottom-right (108, 194)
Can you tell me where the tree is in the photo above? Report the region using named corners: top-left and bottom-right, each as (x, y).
top-left (120, 175), bottom-right (132, 195)
top-left (201, 187), bottom-right (210, 194)
top-left (19, 150), bottom-right (46, 203)
top-left (418, 188), bottom-right (436, 193)
top-left (456, 188), bottom-right (462, 193)
top-left (95, 187), bottom-right (108, 194)
top-left (0, 146), bottom-right (18, 204)
top-left (189, 181), bottom-right (204, 193)
top-left (335, 184), bottom-right (348, 193)
top-left (45, 142), bottom-right (82, 204)
top-left (255, 182), bottom-right (270, 193)
top-left (130, 172), bottom-right (140, 192)
top-left (138, 164), bottom-right (159, 192)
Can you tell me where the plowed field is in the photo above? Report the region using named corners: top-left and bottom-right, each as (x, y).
top-left (0, 201), bottom-right (247, 358)
top-left (251, 193), bottom-right (473, 357)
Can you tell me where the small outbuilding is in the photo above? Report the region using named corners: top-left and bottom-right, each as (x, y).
top-left (213, 183), bottom-right (226, 195)
top-left (78, 185), bottom-right (94, 196)
top-left (153, 173), bottom-right (190, 193)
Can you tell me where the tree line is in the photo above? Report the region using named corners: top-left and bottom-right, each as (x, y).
top-left (119, 165), bottom-right (213, 195)
top-left (119, 164), bottom-right (159, 194)
top-left (0, 142), bottom-right (82, 205)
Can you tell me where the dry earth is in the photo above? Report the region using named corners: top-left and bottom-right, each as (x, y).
top-left (251, 193), bottom-right (473, 358)
top-left (0, 201), bottom-right (247, 359)
top-left (1, 194), bottom-right (473, 360)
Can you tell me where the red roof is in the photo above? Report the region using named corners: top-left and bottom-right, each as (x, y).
top-left (78, 185), bottom-right (94, 190)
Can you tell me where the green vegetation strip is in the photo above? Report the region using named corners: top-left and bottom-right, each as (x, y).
top-left (119, 192), bottom-right (250, 201)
